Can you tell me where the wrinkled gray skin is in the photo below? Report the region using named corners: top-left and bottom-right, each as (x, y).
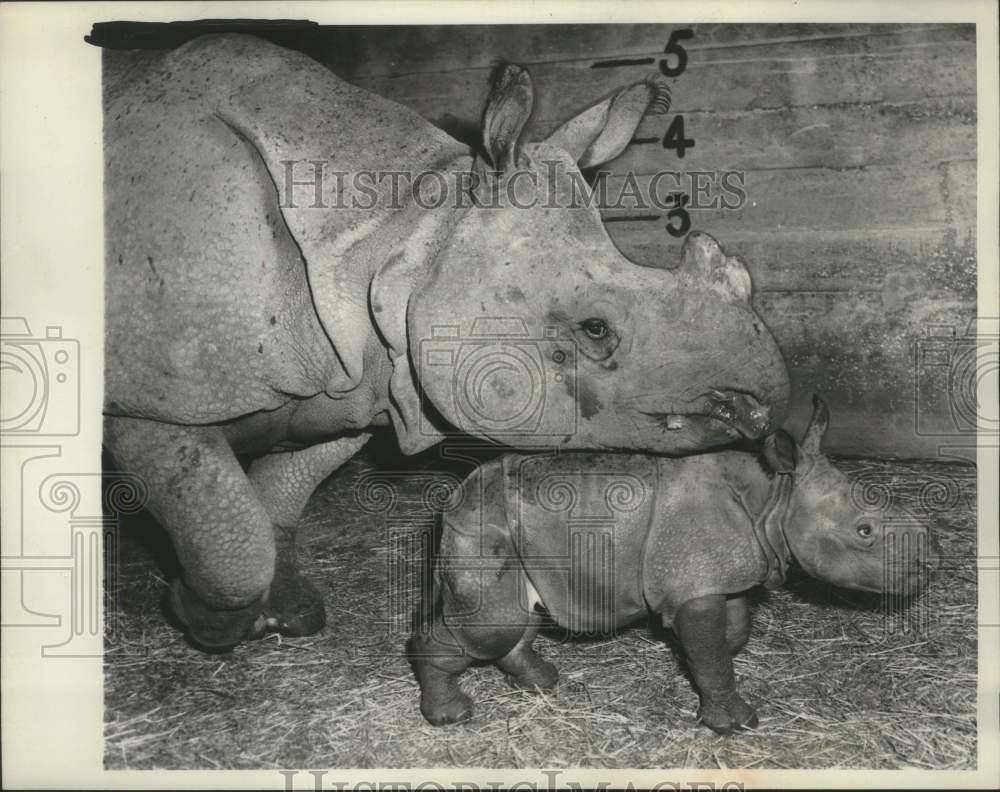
top-left (412, 397), bottom-right (935, 733)
top-left (103, 34), bottom-right (789, 651)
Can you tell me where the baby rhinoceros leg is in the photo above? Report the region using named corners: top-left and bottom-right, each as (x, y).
top-left (496, 609), bottom-right (558, 692)
top-left (674, 594), bottom-right (758, 735)
top-left (409, 623), bottom-right (476, 726)
top-left (412, 505), bottom-right (545, 725)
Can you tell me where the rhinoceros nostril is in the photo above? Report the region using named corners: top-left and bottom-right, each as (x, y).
top-left (704, 389), bottom-right (771, 437)
top-left (708, 388), bottom-right (732, 403)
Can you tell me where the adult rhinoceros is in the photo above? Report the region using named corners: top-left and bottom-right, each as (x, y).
top-left (102, 33), bottom-right (790, 651)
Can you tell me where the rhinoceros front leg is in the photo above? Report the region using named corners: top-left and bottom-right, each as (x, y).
top-left (246, 434), bottom-right (371, 637)
top-left (673, 594), bottom-right (758, 735)
top-left (105, 417), bottom-right (278, 651)
top-left (409, 579), bottom-right (478, 726)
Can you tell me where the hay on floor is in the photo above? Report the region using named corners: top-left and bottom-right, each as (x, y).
top-left (104, 446), bottom-right (978, 769)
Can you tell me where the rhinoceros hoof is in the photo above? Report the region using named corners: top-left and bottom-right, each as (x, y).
top-left (255, 573), bottom-right (327, 638)
top-left (697, 697), bottom-right (759, 736)
top-left (421, 688), bottom-right (475, 726)
top-left (169, 579), bottom-right (264, 653)
top-left (505, 658), bottom-right (559, 692)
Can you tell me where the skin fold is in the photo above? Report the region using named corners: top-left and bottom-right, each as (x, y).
top-left (412, 397), bottom-right (936, 733)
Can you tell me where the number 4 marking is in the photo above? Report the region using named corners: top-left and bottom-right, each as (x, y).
top-left (663, 115), bottom-right (695, 158)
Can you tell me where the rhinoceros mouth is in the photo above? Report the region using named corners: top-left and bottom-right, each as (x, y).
top-left (640, 389), bottom-right (771, 440)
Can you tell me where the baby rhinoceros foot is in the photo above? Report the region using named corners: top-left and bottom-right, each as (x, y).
top-left (417, 669), bottom-right (474, 726)
top-left (411, 640), bottom-right (475, 726)
top-left (420, 685), bottom-right (475, 727)
top-left (498, 650), bottom-right (559, 692)
top-left (697, 694), bottom-right (759, 736)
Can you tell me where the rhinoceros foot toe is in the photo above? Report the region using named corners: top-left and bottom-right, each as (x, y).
top-left (168, 579), bottom-right (263, 653)
top-left (259, 572), bottom-right (327, 638)
top-left (505, 657), bottom-right (559, 692)
top-left (421, 689), bottom-right (475, 726)
top-left (697, 696), bottom-right (759, 736)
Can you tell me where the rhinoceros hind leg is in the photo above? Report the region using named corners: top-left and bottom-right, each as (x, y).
top-left (256, 523), bottom-right (326, 637)
top-left (169, 579), bottom-right (264, 652)
top-left (170, 523), bottom-right (326, 647)
top-left (496, 614), bottom-right (558, 691)
top-left (724, 595), bottom-right (750, 655)
top-left (247, 435), bottom-right (371, 638)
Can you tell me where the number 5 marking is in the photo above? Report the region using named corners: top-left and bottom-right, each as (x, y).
top-left (659, 29), bottom-right (694, 78)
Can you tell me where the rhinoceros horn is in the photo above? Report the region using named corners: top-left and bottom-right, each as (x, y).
top-left (677, 231), bottom-right (753, 305)
top-left (801, 394), bottom-right (831, 455)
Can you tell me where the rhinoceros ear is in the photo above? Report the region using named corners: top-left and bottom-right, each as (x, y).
top-left (801, 394), bottom-right (831, 455)
top-left (763, 430), bottom-right (798, 474)
top-left (677, 231), bottom-right (752, 304)
top-left (481, 61), bottom-right (534, 172)
top-left (545, 76), bottom-right (670, 168)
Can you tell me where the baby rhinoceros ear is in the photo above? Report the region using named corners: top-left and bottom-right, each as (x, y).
top-left (762, 429), bottom-right (798, 474)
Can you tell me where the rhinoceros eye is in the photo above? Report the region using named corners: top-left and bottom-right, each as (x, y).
top-left (580, 318), bottom-right (609, 340)
top-left (856, 523), bottom-right (874, 538)
top-left (570, 316), bottom-right (619, 362)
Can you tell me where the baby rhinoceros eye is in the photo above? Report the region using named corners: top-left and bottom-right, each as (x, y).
top-left (856, 523), bottom-right (874, 538)
top-left (580, 318), bottom-right (609, 340)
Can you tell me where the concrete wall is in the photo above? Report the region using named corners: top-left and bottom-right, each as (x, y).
top-left (314, 23), bottom-right (978, 459)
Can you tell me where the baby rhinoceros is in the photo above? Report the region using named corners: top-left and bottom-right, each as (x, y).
top-left (410, 396), bottom-right (935, 734)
